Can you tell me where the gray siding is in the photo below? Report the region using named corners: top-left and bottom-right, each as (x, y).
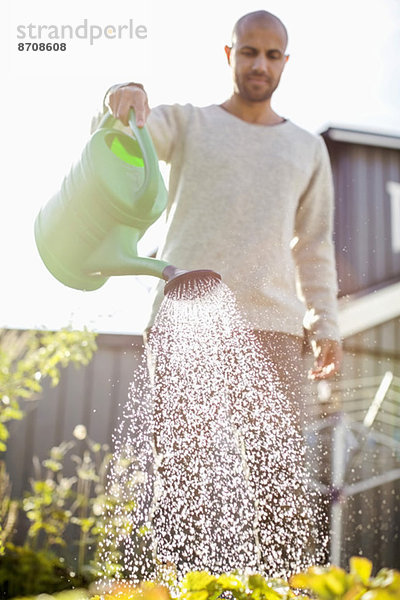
top-left (322, 136), bottom-right (400, 296)
top-left (315, 316), bottom-right (400, 570)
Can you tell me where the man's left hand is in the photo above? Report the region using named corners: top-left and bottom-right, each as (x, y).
top-left (308, 338), bottom-right (342, 380)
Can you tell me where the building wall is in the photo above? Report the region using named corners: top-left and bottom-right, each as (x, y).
top-left (322, 137), bottom-right (400, 297)
top-left (325, 317), bottom-right (400, 570)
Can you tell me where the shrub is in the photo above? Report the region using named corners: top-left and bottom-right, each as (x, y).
top-left (22, 427), bottom-right (112, 580)
top-left (0, 542), bottom-right (88, 597)
top-left (0, 327), bottom-right (97, 452)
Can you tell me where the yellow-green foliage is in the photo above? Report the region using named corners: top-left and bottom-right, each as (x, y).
top-left (0, 462), bottom-right (18, 555)
top-left (290, 556), bottom-right (400, 599)
top-left (90, 561), bottom-right (400, 600)
top-left (179, 570), bottom-right (305, 600)
top-left (6, 557), bottom-right (400, 599)
top-left (0, 327), bottom-right (97, 452)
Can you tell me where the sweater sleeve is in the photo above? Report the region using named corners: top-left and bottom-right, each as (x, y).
top-left (146, 104), bottom-right (189, 164)
top-left (292, 136), bottom-right (341, 342)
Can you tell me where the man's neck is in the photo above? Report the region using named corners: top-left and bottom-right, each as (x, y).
top-left (220, 95), bottom-right (284, 125)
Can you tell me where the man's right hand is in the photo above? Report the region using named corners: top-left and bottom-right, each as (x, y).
top-left (106, 83), bottom-right (150, 128)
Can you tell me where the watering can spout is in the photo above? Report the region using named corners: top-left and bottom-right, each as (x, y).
top-left (83, 224), bottom-right (170, 279)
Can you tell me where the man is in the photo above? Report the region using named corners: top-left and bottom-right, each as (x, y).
top-left (105, 9), bottom-right (342, 381)
top-left (102, 9), bottom-right (342, 572)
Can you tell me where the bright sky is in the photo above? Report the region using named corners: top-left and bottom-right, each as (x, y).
top-left (3, 0), bottom-right (400, 335)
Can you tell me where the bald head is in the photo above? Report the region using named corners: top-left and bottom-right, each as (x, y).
top-left (231, 10), bottom-right (288, 51)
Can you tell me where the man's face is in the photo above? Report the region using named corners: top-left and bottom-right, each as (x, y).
top-left (226, 20), bottom-right (289, 103)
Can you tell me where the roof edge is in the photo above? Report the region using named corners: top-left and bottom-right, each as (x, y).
top-left (320, 125), bottom-right (400, 150)
top-left (338, 281), bottom-right (400, 338)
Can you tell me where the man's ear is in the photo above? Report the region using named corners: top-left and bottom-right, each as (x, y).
top-left (224, 45), bottom-right (231, 64)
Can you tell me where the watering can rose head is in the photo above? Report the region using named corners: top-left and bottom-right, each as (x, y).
top-left (163, 268), bottom-right (222, 299)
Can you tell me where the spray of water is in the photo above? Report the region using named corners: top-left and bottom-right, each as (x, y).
top-left (97, 278), bottom-right (327, 586)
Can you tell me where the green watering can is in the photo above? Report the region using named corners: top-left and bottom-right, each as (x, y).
top-left (35, 108), bottom-right (221, 298)
top-left (34, 109), bottom-right (176, 291)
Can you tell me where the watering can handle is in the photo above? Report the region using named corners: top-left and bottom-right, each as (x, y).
top-left (97, 108), bottom-right (159, 202)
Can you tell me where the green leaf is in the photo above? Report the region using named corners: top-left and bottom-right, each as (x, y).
top-left (184, 592), bottom-right (209, 600)
top-left (76, 467), bottom-right (99, 481)
top-left (13, 387), bottom-right (35, 399)
top-left (43, 459), bottom-right (63, 472)
top-left (371, 569), bottom-right (396, 589)
top-left (290, 570), bottom-right (336, 600)
top-left (32, 479), bottom-right (55, 495)
top-left (182, 571), bottom-right (217, 592)
top-left (21, 377), bottom-right (42, 393)
top-left (343, 583), bottom-right (367, 600)
top-left (217, 574), bottom-right (245, 590)
top-left (0, 406), bottom-right (23, 421)
top-left (71, 516), bottom-right (95, 533)
top-left (323, 569), bottom-right (350, 595)
top-left (369, 569), bottom-right (400, 599)
top-left (350, 556), bottom-right (373, 585)
top-left (247, 573), bottom-right (285, 600)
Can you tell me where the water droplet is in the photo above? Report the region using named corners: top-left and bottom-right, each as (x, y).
top-left (97, 281), bottom-right (327, 583)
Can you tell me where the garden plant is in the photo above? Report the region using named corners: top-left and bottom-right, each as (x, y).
top-left (6, 557), bottom-right (400, 599)
top-left (0, 327), bottom-right (97, 596)
top-left (1, 329), bottom-right (400, 600)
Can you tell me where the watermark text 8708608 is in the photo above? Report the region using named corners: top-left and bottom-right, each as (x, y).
top-left (18, 42), bottom-right (67, 51)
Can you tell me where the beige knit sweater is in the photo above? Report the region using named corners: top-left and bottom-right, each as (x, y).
top-left (143, 103), bottom-right (340, 341)
top-left (92, 101), bottom-right (340, 340)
